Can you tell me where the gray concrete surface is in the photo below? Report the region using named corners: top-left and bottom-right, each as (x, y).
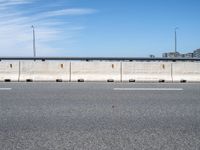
top-left (1, 60), bottom-right (200, 82)
top-left (122, 62), bottom-right (172, 82)
top-left (0, 83), bottom-right (200, 150)
top-left (19, 61), bottom-right (70, 82)
top-left (71, 62), bottom-right (121, 82)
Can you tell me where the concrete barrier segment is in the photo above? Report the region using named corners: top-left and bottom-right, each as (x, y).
top-left (172, 62), bottom-right (200, 82)
top-left (0, 60), bottom-right (20, 82)
top-left (71, 61), bottom-right (121, 82)
top-left (19, 60), bottom-right (70, 82)
top-left (122, 62), bottom-right (173, 82)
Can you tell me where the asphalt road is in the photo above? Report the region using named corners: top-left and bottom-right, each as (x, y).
top-left (0, 83), bottom-right (200, 150)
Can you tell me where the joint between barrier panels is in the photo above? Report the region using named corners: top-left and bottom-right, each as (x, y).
top-left (18, 60), bottom-right (21, 82)
top-left (69, 62), bottom-right (72, 82)
top-left (120, 61), bottom-right (123, 82)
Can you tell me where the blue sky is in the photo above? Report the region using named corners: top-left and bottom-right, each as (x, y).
top-left (0, 0), bottom-right (200, 57)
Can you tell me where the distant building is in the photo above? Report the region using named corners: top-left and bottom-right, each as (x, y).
top-left (162, 52), bottom-right (181, 58)
top-left (149, 55), bottom-right (155, 58)
top-left (162, 48), bottom-right (200, 58)
top-left (193, 49), bottom-right (200, 58)
top-left (181, 53), bottom-right (193, 58)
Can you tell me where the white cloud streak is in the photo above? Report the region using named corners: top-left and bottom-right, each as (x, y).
top-left (40, 8), bottom-right (96, 17)
top-left (0, 0), bottom-right (96, 56)
top-left (0, 0), bottom-right (31, 9)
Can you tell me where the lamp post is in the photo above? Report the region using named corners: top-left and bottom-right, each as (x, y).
top-left (31, 25), bottom-right (36, 57)
top-left (174, 27), bottom-right (178, 57)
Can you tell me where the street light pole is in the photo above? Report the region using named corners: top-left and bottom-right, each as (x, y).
top-left (175, 27), bottom-right (178, 55)
top-left (31, 25), bottom-right (36, 57)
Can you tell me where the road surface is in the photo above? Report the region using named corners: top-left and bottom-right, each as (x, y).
top-left (0, 83), bottom-right (200, 149)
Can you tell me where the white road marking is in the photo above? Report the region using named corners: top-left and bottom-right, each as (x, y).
top-left (114, 88), bottom-right (183, 91)
top-left (0, 88), bottom-right (12, 90)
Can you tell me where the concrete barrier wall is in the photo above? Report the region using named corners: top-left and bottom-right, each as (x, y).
top-left (0, 61), bottom-right (20, 82)
top-left (19, 61), bottom-right (70, 82)
top-left (122, 62), bottom-right (173, 82)
top-left (71, 61), bottom-right (121, 82)
top-left (0, 60), bottom-right (200, 82)
top-left (172, 62), bottom-right (200, 82)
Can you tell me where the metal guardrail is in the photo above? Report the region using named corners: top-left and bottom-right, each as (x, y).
top-left (0, 57), bottom-right (200, 61)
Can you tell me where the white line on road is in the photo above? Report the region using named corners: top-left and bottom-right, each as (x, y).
top-left (114, 88), bottom-right (183, 91)
top-left (0, 88), bottom-right (12, 91)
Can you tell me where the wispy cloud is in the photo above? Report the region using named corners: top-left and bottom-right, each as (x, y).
top-left (0, 0), bottom-right (96, 56)
top-left (0, 0), bottom-right (31, 9)
top-left (40, 8), bottom-right (96, 18)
